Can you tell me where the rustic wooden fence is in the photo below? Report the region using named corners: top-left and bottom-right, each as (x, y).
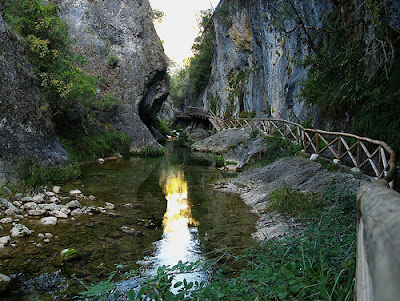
top-left (208, 114), bottom-right (397, 188)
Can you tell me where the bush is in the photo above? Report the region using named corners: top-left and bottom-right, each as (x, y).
top-left (106, 54), bottom-right (119, 67)
top-left (152, 117), bottom-right (171, 137)
top-left (214, 155), bottom-right (225, 167)
top-left (254, 136), bottom-right (301, 166)
top-left (139, 146), bottom-right (165, 157)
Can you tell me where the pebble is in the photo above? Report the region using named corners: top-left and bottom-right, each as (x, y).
top-left (69, 190), bottom-right (82, 196)
top-left (52, 186), bottom-right (62, 194)
top-left (40, 217), bottom-right (57, 226)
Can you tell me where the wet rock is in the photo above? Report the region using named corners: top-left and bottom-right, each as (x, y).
top-left (28, 209), bottom-right (46, 216)
top-left (40, 217), bottom-right (57, 226)
top-left (70, 208), bottom-right (83, 216)
top-left (0, 218), bottom-right (12, 224)
top-left (60, 248), bottom-right (81, 261)
top-left (22, 202), bottom-right (38, 210)
top-left (0, 273), bottom-right (11, 293)
top-left (105, 202), bottom-right (115, 210)
top-left (51, 210), bottom-right (68, 219)
top-left (14, 215), bottom-right (23, 222)
top-left (10, 224), bottom-right (32, 238)
top-left (69, 190), bottom-right (82, 197)
top-left (3, 187), bottom-right (12, 196)
top-left (119, 226), bottom-right (144, 236)
top-left (66, 200), bottom-right (81, 209)
top-left (0, 236), bottom-right (11, 245)
top-left (52, 186), bottom-right (62, 194)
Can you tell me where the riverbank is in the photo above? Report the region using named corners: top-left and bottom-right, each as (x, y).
top-left (192, 128), bottom-right (371, 241)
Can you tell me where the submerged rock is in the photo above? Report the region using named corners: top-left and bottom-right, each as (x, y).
top-left (10, 224), bottom-right (32, 238)
top-left (60, 248), bottom-right (81, 261)
top-left (119, 226), bottom-right (144, 236)
top-left (0, 273), bottom-right (11, 293)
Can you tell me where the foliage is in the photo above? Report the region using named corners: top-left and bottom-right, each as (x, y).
top-left (60, 131), bottom-right (130, 162)
top-left (139, 146), bottom-right (165, 157)
top-left (106, 54), bottom-right (119, 68)
top-left (239, 110), bottom-right (256, 119)
top-left (150, 8), bottom-right (165, 23)
top-left (214, 155), bottom-right (225, 167)
top-left (15, 160), bottom-right (81, 188)
top-left (254, 136), bottom-right (301, 166)
top-left (79, 188), bottom-right (357, 300)
top-left (169, 11), bottom-right (215, 108)
top-left (153, 117), bottom-right (172, 137)
top-left (268, 187), bottom-right (324, 217)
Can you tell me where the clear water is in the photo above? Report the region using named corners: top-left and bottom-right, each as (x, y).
top-left (0, 142), bottom-right (258, 300)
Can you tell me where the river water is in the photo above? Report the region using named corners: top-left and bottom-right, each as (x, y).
top-left (1, 141), bottom-right (258, 300)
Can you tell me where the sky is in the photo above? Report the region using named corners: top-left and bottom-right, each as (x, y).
top-left (149, 0), bottom-right (220, 67)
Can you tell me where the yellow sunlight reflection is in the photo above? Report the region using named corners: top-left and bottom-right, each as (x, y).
top-left (163, 171), bottom-right (199, 234)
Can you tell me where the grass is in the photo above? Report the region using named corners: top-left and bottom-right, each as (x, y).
top-left (78, 187), bottom-right (357, 300)
top-left (139, 146), bottom-right (165, 157)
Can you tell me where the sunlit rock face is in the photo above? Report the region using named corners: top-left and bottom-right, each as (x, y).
top-left (201, 0), bottom-right (331, 125)
top-left (52, 0), bottom-right (169, 152)
top-left (0, 4), bottom-right (70, 167)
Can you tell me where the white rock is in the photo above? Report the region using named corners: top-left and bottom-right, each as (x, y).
top-left (12, 201), bottom-right (21, 207)
top-left (0, 244), bottom-right (4, 250)
top-left (40, 217), bottom-right (57, 226)
top-left (23, 202), bottom-right (38, 210)
top-left (71, 208), bottom-right (83, 216)
top-left (10, 224), bottom-right (32, 238)
top-left (20, 197), bottom-right (33, 203)
top-left (333, 159), bottom-right (340, 164)
top-left (0, 218), bottom-right (12, 224)
top-left (45, 192), bottom-right (56, 197)
top-left (40, 203), bottom-right (56, 211)
top-left (0, 273), bottom-right (11, 292)
top-left (5, 207), bottom-right (20, 216)
top-left (105, 202), bottom-right (115, 210)
top-left (310, 154), bottom-right (319, 160)
top-left (52, 186), bottom-right (62, 194)
top-left (66, 200), bottom-right (81, 209)
top-left (33, 194), bottom-right (45, 203)
top-left (36, 243), bottom-right (43, 248)
top-left (43, 239), bottom-right (50, 243)
top-left (45, 233), bottom-right (53, 239)
top-left (14, 215), bottom-right (24, 222)
top-left (51, 210), bottom-right (68, 219)
top-left (0, 236), bottom-right (11, 245)
top-left (88, 195), bottom-right (96, 201)
top-left (49, 196), bottom-right (60, 204)
top-left (69, 190), bottom-right (82, 196)
top-left (38, 233), bottom-right (45, 239)
top-left (28, 209), bottom-right (46, 216)
top-left (351, 167), bottom-right (361, 173)
top-left (98, 158), bottom-right (105, 163)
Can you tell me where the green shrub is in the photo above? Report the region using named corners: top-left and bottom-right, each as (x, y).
top-left (214, 155), bottom-right (225, 167)
top-left (60, 131), bottom-right (130, 162)
top-left (106, 54), bottom-right (119, 67)
top-left (152, 117), bottom-right (171, 137)
top-left (255, 136), bottom-right (301, 166)
top-left (139, 146), bottom-right (165, 157)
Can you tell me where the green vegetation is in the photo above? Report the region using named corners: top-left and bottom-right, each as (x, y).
top-left (169, 11), bottom-right (215, 108)
top-left (106, 54), bottom-right (119, 67)
top-left (139, 146), bottom-right (165, 157)
top-left (214, 154), bottom-right (225, 167)
top-left (79, 187), bottom-right (356, 300)
top-left (269, 0), bottom-right (400, 153)
top-left (153, 117), bottom-right (172, 137)
top-left (60, 131), bottom-right (130, 162)
top-left (253, 136), bottom-right (302, 167)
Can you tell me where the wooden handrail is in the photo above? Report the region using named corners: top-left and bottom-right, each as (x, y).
top-left (208, 115), bottom-right (397, 188)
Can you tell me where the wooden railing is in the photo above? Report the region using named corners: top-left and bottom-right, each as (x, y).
top-left (208, 115), bottom-right (397, 188)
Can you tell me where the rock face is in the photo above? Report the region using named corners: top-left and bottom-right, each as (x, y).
top-left (201, 0), bottom-right (332, 124)
top-left (0, 4), bottom-right (71, 166)
top-left (52, 0), bottom-right (169, 151)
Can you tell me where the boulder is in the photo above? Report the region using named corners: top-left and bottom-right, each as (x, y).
top-left (0, 218), bottom-right (12, 224)
top-left (10, 224), bottom-right (32, 238)
top-left (0, 236), bottom-right (11, 245)
top-left (32, 194), bottom-right (45, 203)
top-left (70, 208), bottom-right (83, 216)
top-left (51, 211), bottom-right (68, 219)
top-left (28, 209), bottom-right (46, 216)
top-left (0, 273), bottom-right (11, 293)
top-left (40, 217), bottom-right (57, 226)
top-left (22, 202), bottom-right (38, 210)
top-left (66, 200), bottom-right (81, 209)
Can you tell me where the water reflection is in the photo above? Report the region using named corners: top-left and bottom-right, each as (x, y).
top-left (142, 169), bottom-right (205, 283)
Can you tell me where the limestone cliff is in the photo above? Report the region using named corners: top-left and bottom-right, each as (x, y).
top-left (50, 0), bottom-right (169, 152)
top-left (0, 4), bottom-right (71, 168)
top-left (201, 0), bottom-right (333, 124)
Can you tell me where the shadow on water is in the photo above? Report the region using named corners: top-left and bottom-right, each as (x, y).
top-left (0, 142), bottom-right (258, 300)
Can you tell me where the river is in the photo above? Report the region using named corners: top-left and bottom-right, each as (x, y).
top-left (0, 141), bottom-right (258, 300)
